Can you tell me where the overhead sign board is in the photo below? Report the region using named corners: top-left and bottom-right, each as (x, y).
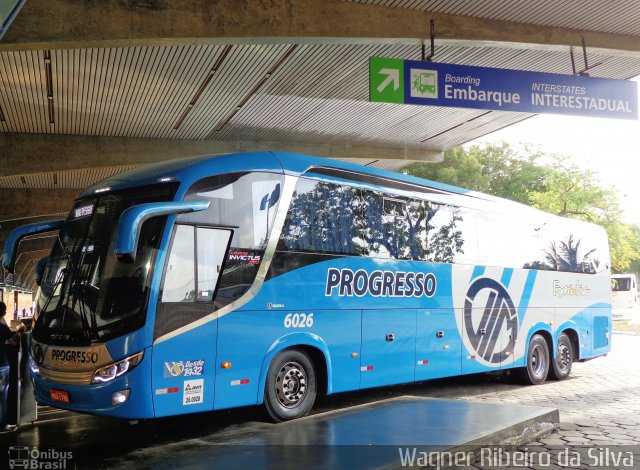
top-left (0, 0), bottom-right (26, 40)
top-left (370, 56), bottom-right (638, 120)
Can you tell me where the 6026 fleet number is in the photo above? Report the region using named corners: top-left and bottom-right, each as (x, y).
top-left (284, 313), bottom-right (314, 328)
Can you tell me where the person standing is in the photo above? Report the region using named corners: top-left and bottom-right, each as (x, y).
top-left (0, 301), bottom-right (21, 431)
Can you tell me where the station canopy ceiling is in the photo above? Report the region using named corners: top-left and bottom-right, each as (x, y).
top-left (4, 0), bottom-right (640, 290)
top-left (2, 0), bottom-right (640, 184)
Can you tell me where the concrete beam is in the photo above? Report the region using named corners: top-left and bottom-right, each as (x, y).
top-left (3, 0), bottom-right (640, 56)
top-left (0, 188), bottom-right (77, 220)
top-left (0, 133), bottom-right (442, 177)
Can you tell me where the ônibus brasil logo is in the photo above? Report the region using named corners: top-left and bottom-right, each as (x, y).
top-left (464, 278), bottom-right (518, 364)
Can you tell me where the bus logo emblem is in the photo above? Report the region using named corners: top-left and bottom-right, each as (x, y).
top-left (464, 278), bottom-right (518, 364)
top-left (164, 361), bottom-right (185, 377)
top-left (33, 344), bottom-right (45, 365)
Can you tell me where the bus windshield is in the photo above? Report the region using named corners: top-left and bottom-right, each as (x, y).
top-left (33, 184), bottom-right (176, 346)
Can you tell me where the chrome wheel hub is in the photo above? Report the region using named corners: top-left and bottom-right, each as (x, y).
top-left (275, 361), bottom-right (307, 408)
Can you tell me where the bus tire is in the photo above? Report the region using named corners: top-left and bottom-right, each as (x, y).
top-left (549, 332), bottom-right (573, 381)
top-left (520, 334), bottom-right (550, 385)
top-left (264, 349), bottom-right (317, 422)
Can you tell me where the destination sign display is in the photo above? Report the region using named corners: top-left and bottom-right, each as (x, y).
top-left (370, 57), bottom-right (638, 120)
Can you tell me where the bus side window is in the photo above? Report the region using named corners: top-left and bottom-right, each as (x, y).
top-left (161, 225), bottom-right (195, 303)
top-left (196, 227), bottom-right (232, 302)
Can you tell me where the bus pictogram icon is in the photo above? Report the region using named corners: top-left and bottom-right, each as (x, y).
top-left (411, 69), bottom-right (438, 98)
top-left (8, 446), bottom-right (30, 469)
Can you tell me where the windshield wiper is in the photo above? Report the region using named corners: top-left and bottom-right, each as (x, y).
top-left (56, 239), bottom-right (99, 343)
top-left (75, 279), bottom-right (99, 341)
top-left (66, 250), bottom-right (101, 342)
top-left (39, 259), bottom-right (69, 316)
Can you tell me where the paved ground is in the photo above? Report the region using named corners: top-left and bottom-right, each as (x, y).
top-left (461, 333), bottom-right (640, 445)
top-left (8, 333), bottom-right (639, 469)
top-left (298, 332), bottom-right (640, 469)
top-left (458, 333), bottom-right (640, 469)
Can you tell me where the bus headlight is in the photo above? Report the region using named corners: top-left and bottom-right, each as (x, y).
top-left (91, 352), bottom-right (144, 384)
top-left (29, 355), bottom-right (40, 375)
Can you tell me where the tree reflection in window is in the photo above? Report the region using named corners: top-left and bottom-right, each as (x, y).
top-left (524, 234), bottom-right (599, 274)
top-left (282, 182), bottom-right (363, 255)
top-left (281, 179), bottom-right (464, 263)
top-left (544, 235), bottom-right (598, 274)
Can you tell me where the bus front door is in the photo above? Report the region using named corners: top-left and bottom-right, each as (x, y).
top-left (152, 314), bottom-right (218, 417)
top-left (151, 225), bottom-right (232, 417)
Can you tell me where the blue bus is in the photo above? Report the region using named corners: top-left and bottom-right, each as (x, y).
top-left (5, 152), bottom-right (611, 421)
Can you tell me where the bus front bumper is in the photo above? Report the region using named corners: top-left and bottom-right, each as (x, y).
top-left (30, 353), bottom-right (155, 419)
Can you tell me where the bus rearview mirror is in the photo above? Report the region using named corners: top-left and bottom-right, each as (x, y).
top-left (115, 200), bottom-right (210, 262)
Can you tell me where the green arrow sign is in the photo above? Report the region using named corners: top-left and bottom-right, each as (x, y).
top-left (369, 56), bottom-right (404, 104)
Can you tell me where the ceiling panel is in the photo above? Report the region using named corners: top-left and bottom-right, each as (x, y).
top-left (2, 41), bottom-right (640, 153)
top-left (214, 43), bottom-right (640, 150)
top-left (0, 165), bottom-right (140, 189)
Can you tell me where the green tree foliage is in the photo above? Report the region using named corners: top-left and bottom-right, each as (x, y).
top-left (527, 155), bottom-right (640, 273)
top-left (403, 143), bottom-right (640, 272)
top-left (404, 143), bottom-right (549, 204)
top-left (528, 155), bottom-right (617, 221)
top-left (628, 227), bottom-right (640, 274)
top-left (404, 146), bottom-right (489, 193)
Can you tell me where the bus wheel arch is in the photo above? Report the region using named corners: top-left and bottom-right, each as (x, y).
top-left (519, 331), bottom-right (551, 385)
top-left (298, 345), bottom-right (328, 396)
top-left (549, 330), bottom-right (576, 381)
top-left (563, 328), bottom-right (580, 361)
top-left (258, 334), bottom-right (332, 399)
top-left (263, 348), bottom-right (318, 422)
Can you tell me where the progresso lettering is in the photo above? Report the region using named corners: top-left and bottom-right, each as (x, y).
top-left (325, 268), bottom-right (436, 298)
top-left (50, 349), bottom-right (99, 365)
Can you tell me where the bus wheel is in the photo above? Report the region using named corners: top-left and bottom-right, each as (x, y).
top-left (264, 349), bottom-right (316, 422)
top-left (520, 334), bottom-right (550, 385)
top-left (549, 333), bottom-right (573, 381)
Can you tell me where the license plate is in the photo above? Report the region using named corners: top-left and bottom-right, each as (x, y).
top-left (50, 389), bottom-right (70, 403)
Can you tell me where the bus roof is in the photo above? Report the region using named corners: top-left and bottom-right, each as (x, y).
top-left (77, 151), bottom-right (601, 231)
top-left (80, 151), bottom-right (471, 198)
